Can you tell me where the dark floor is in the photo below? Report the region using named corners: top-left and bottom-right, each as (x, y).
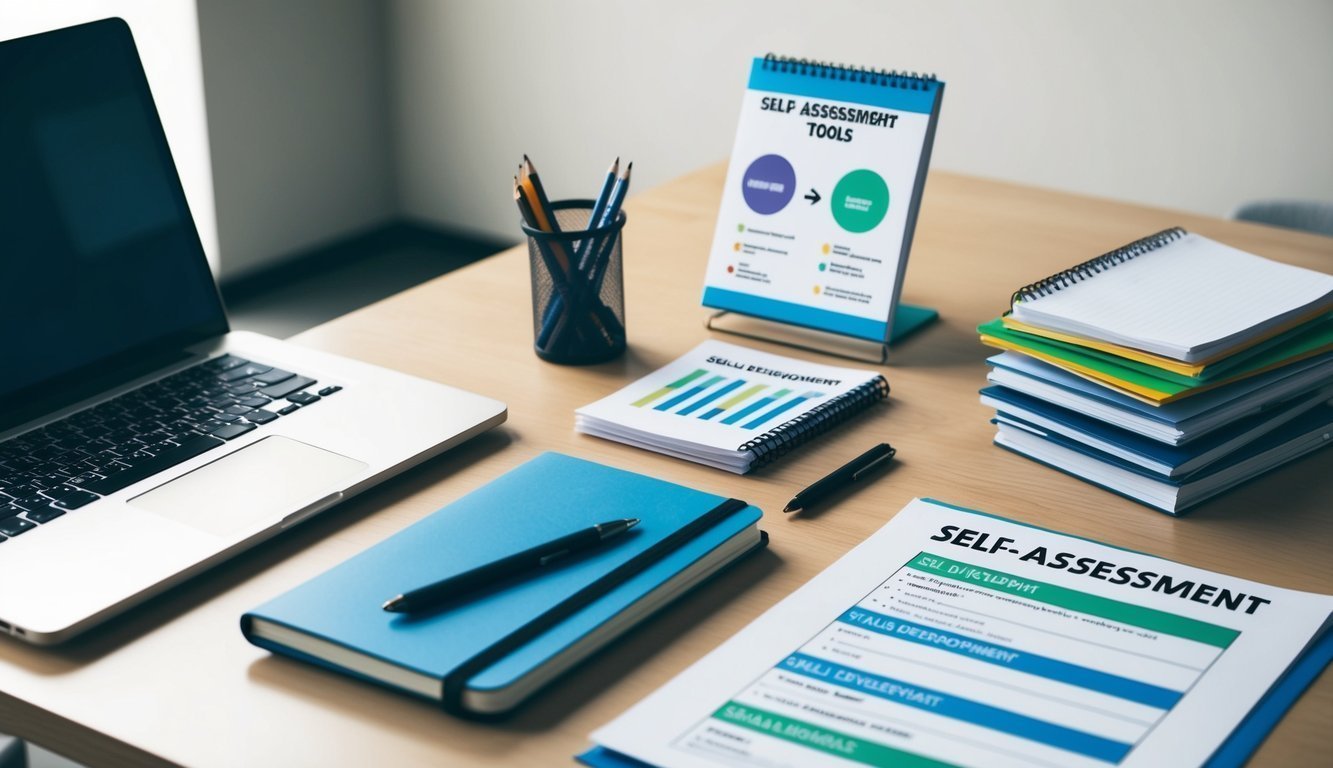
top-left (223, 223), bottom-right (506, 338)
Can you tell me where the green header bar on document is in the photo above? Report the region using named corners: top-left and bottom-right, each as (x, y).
top-left (909, 553), bottom-right (1238, 649)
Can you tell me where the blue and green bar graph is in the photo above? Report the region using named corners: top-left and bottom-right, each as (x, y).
top-left (632, 368), bottom-right (824, 430)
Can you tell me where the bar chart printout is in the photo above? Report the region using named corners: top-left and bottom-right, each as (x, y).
top-left (575, 340), bottom-right (883, 472)
top-left (633, 368), bottom-right (826, 430)
top-left (588, 499), bottom-right (1333, 768)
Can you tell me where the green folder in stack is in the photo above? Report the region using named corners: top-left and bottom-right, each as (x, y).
top-left (978, 314), bottom-right (1333, 405)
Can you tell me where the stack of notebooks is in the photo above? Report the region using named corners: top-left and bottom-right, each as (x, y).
top-left (977, 227), bottom-right (1333, 514)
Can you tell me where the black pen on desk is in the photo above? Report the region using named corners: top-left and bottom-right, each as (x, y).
top-left (783, 443), bottom-right (897, 514)
top-left (382, 518), bottom-right (640, 613)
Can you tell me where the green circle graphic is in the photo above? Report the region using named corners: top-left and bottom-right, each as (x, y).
top-left (831, 169), bottom-right (889, 233)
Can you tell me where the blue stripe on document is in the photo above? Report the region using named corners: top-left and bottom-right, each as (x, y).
top-left (721, 394), bottom-right (781, 426)
top-left (780, 652), bottom-right (1133, 763)
top-left (741, 393), bottom-right (815, 430)
top-left (677, 379), bottom-right (745, 416)
top-left (655, 376), bottom-right (723, 411)
top-left (837, 608), bottom-right (1182, 710)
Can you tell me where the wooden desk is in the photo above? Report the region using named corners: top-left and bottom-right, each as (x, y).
top-left (2, 164), bottom-right (1330, 767)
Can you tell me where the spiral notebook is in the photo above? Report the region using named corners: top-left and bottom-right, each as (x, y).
top-left (575, 341), bottom-right (888, 473)
top-left (1009, 228), bottom-right (1333, 363)
top-left (701, 55), bottom-right (945, 346)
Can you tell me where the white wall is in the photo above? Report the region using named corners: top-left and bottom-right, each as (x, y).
top-left (388, 0), bottom-right (1333, 241)
top-left (0, 2), bottom-right (220, 270)
top-left (9, 3), bottom-right (1328, 277)
top-left (196, 0), bottom-right (395, 279)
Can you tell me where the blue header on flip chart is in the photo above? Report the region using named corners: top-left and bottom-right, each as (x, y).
top-left (747, 58), bottom-right (941, 114)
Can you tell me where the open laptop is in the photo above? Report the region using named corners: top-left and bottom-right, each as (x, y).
top-left (0, 18), bottom-right (506, 645)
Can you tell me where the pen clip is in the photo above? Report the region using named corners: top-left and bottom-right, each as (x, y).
top-left (538, 549), bottom-right (571, 566)
top-left (851, 447), bottom-right (896, 480)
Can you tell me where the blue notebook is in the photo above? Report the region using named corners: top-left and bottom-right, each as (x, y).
top-left (992, 404), bottom-right (1333, 514)
top-left (987, 351), bottom-right (1333, 441)
top-left (241, 452), bottom-right (766, 716)
top-left (981, 385), bottom-right (1330, 477)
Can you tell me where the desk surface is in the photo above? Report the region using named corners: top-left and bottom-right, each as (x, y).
top-left (2, 164), bottom-right (1331, 767)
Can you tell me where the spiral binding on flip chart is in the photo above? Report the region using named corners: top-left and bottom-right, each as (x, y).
top-left (1010, 227), bottom-right (1188, 305)
top-left (762, 53), bottom-right (939, 90)
top-left (740, 375), bottom-right (890, 470)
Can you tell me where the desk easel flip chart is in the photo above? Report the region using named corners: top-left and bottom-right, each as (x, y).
top-left (703, 55), bottom-right (945, 363)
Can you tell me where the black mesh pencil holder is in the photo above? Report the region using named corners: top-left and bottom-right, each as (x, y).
top-left (522, 200), bottom-right (627, 365)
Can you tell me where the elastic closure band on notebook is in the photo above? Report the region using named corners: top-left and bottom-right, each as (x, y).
top-left (1011, 227), bottom-right (1188, 305)
top-left (761, 53), bottom-right (938, 90)
top-left (438, 497), bottom-right (751, 717)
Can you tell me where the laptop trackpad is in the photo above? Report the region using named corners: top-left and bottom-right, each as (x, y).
top-left (129, 436), bottom-right (368, 537)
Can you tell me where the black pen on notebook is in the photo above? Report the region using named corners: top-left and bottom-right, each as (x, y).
top-left (382, 518), bottom-right (640, 613)
top-left (783, 443), bottom-right (897, 514)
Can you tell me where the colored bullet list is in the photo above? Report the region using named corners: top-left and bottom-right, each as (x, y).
top-left (733, 242), bottom-right (741, 251)
top-left (822, 243), bottom-right (831, 254)
top-left (737, 223), bottom-right (745, 232)
top-left (818, 263), bottom-right (826, 272)
top-left (813, 285), bottom-right (821, 295)
top-left (727, 265), bottom-right (735, 273)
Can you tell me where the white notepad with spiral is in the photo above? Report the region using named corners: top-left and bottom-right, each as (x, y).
top-left (1010, 228), bottom-right (1333, 363)
top-left (576, 341), bottom-right (887, 473)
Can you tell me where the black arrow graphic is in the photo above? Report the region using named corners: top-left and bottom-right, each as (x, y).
top-left (804, 188), bottom-right (821, 205)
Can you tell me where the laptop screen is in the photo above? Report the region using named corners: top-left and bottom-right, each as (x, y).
top-left (0, 19), bottom-right (227, 425)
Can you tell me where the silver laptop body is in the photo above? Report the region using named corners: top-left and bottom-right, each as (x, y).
top-left (0, 19), bottom-right (506, 644)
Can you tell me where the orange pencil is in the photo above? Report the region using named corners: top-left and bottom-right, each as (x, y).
top-left (518, 163), bottom-right (571, 274)
top-left (522, 155), bottom-right (561, 232)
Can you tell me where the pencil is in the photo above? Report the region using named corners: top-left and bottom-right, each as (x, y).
top-left (522, 155), bottom-right (561, 233)
top-left (589, 157), bottom-right (619, 226)
top-left (577, 157), bottom-right (619, 269)
top-left (517, 166), bottom-right (552, 231)
top-left (517, 155), bottom-right (625, 353)
top-left (584, 162), bottom-right (632, 294)
top-left (518, 174), bottom-right (608, 352)
top-left (515, 177), bottom-right (563, 277)
top-left (518, 178), bottom-right (596, 351)
top-left (560, 162), bottom-right (631, 341)
top-left (514, 176), bottom-right (538, 228)
top-left (601, 161), bottom-right (631, 227)
top-left (519, 162), bottom-right (573, 277)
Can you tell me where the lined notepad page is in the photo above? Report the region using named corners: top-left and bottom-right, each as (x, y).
top-left (1012, 233), bottom-right (1333, 362)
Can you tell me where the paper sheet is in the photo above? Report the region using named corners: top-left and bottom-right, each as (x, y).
top-left (589, 499), bottom-right (1333, 768)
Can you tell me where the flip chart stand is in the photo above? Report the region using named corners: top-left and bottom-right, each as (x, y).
top-left (705, 303), bottom-right (938, 364)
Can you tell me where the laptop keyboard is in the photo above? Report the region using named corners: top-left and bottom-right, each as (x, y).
top-left (0, 354), bottom-right (343, 542)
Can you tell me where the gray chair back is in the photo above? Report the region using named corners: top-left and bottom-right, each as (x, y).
top-left (1232, 200), bottom-right (1333, 238)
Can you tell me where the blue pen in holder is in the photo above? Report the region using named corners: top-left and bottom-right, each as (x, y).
top-left (523, 199), bottom-right (627, 364)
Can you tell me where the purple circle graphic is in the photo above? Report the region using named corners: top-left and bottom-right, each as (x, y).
top-left (741, 154), bottom-right (796, 215)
